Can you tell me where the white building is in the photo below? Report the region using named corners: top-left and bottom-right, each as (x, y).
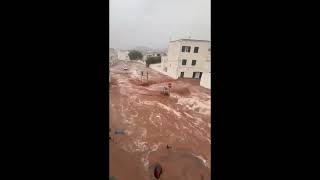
top-left (117, 50), bottom-right (130, 61)
top-left (200, 47), bottom-right (211, 89)
top-left (109, 48), bottom-right (118, 65)
top-left (162, 39), bottom-right (211, 79)
top-left (200, 72), bottom-right (211, 89)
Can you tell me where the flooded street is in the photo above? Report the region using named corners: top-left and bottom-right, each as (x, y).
top-left (109, 61), bottom-right (211, 180)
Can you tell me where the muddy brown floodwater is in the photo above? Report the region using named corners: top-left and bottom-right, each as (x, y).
top-left (109, 61), bottom-right (211, 180)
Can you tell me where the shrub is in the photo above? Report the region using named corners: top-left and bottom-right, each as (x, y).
top-left (128, 50), bottom-right (143, 60)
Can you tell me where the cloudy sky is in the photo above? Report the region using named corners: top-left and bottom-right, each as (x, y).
top-left (110, 0), bottom-right (211, 49)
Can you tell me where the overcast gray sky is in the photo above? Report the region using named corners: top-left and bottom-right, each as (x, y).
top-left (110, 0), bottom-right (211, 49)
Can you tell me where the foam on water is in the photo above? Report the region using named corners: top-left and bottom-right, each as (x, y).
top-left (191, 153), bottom-right (210, 169)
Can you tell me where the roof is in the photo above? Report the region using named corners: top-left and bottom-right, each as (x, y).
top-left (170, 39), bottom-right (210, 43)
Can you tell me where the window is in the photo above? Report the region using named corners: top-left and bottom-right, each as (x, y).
top-left (194, 47), bottom-right (199, 53)
top-left (192, 60), bottom-right (196, 66)
top-left (182, 59), bottom-right (187, 65)
top-left (182, 46), bottom-right (191, 52)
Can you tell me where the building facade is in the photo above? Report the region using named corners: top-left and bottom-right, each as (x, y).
top-left (117, 50), bottom-right (130, 61)
top-left (162, 39), bottom-right (211, 79)
top-left (200, 72), bottom-right (211, 89)
top-left (109, 48), bottom-right (118, 66)
top-left (200, 48), bottom-right (211, 89)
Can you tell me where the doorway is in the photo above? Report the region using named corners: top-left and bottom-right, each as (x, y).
top-left (180, 72), bottom-right (184, 78)
top-left (193, 72), bottom-right (201, 79)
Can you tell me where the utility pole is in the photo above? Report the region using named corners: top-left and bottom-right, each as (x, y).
top-left (140, 71), bottom-right (143, 83)
top-left (146, 71), bottom-right (149, 82)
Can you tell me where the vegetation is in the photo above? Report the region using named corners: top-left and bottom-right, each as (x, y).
top-left (146, 56), bottom-right (161, 67)
top-left (128, 50), bottom-right (143, 60)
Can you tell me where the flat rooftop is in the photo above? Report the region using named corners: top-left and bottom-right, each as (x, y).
top-left (170, 38), bottom-right (210, 43)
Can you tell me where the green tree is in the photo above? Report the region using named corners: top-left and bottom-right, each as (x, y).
top-left (128, 50), bottom-right (143, 60)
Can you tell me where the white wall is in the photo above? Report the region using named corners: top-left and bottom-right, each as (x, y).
top-left (137, 60), bottom-right (146, 65)
top-left (149, 62), bottom-right (178, 79)
top-left (161, 56), bottom-right (168, 70)
top-left (118, 51), bottom-right (129, 61)
top-left (146, 55), bottom-right (179, 79)
top-left (164, 41), bottom-right (180, 79)
top-left (165, 39), bottom-right (211, 79)
top-left (167, 41), bottom-right (181, 63)
top-left (149, 63), bottom-right (162, 72)
top-left (202, 61), bottom-right (211, 73)
top-left (177, 68), bottom-right (195, 78)
top-left (167, 64), bottom-right (179, 79)
top-left (109, 48), bottom-right (118, 65)
top-left (177, 40), bottom-right (211, 74)
top-left (200, 72), bottom-right (211, 89)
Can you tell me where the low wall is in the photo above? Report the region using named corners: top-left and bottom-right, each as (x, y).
top-left (200, 73), bottom-right (211, 89)
top-left (136, 60), bottom-right (146, 65)
top-left (149, 63), bottom-right (178, 79)
top-left (149, 63), bottom-right (162, 71)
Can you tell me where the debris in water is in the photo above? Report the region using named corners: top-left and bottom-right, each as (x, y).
top-left (154, 163), bottom-right (162, 179)
top-left (114, 129), bottom-right (125, 135)
top-left (109, 176), bottom-right (117, 180)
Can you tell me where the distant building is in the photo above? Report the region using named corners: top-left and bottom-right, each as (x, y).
top-left (162, 39), bottom-right (211, 79)
top-left (142, 54), bottom-right (152, 61)
top-left (117, 50), bottom-right (130, 61)
top-left (143, 52), bottom-right (166, 63)
top-left (109, 48), bottom-right (118, 65)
